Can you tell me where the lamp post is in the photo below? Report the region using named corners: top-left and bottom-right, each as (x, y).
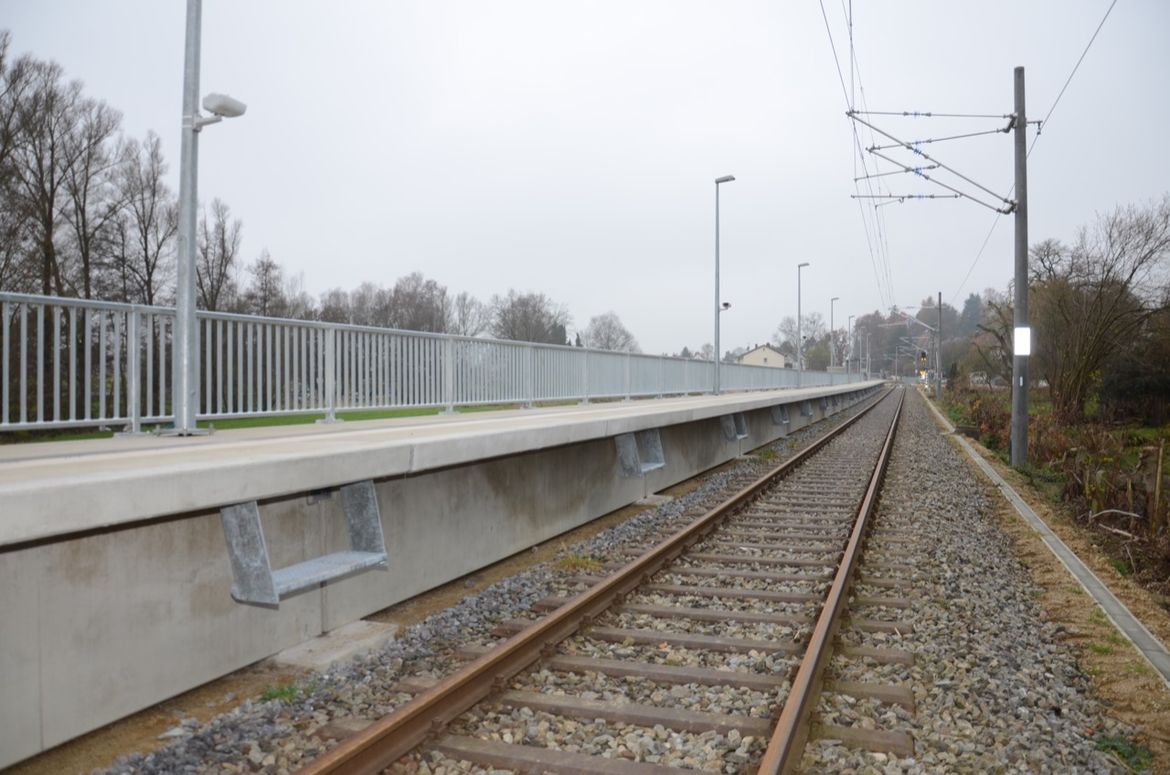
top-left (847, 314), bottom-right (855, 376)
top-left (171, 0), bottom-right (246, 435)
top-left (796, 262), bottom-right (809, 384)
top-left (829, 296), bottom-right (839, 369)
top-left (713, 174), bottom-right (735, 395)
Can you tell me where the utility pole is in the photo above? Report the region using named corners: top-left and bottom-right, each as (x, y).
top-left (936, 290), bottom-right (942, 400)
top-left (1011, 66), bottom-right (1029, 467)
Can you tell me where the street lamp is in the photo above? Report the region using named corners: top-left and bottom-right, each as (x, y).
top-left (796, 262), bottom-right (809, 384)
top-left (172, 0), bottom-right (246, 435)
top-left (713, 174), bottom-right (735, 395)
top-left (847, 314), bottom-right (855, 376)
top-left (829, 296), bottom-right (839, 369)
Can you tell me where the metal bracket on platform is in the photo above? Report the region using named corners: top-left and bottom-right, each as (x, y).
top-left (800, 400), bottom-right (813, 418)
top-left (770, 404), bottom-right (790, 426)
top-left (720, 413), bottom-right (749, 441)
top-left (220, 480), bottom-right (389, 607)
top-left (819, 396), bottom-right (829, 411)
top-left (615, 428), bottom-right (666, 478)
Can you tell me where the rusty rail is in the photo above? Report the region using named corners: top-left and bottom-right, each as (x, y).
top-left (298, 387), bottom-right (896, 775)
top-left (758, 385), bottom-right (904, 773)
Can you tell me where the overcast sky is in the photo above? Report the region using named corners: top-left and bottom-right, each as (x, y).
top-left (5, 1), bottom-right (1168, 355)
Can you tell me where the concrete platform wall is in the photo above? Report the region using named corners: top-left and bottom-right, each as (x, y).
top-left (0, 384), bottom-right (879, 767)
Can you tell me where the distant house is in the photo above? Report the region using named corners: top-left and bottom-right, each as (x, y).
top-left (738, 343), bottom-right (791, 369)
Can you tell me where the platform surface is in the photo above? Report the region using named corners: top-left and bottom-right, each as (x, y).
top-left (0, 382), bottom-right (879, 547)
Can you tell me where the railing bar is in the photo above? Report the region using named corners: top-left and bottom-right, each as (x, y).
top-left (216, 319), bottom-right (224, 415)
top-left (81, 308), bottom-right (91, 421)
top-left (19, 304), bottom-right (28, 424)
top-left (1, 302), bottom-right (9, 424)
top-left (266, 323), bottom-right (273, 412)
top-left (246, 323), bottom-right (254, 413)
top-left (113, 312), bottom-right (122, 419)
top-left (159, 316), bottom-right (167, 418)
top-left (35, 305), bottom-right (45, 422)
top-left (97, 311), bottom-right (107, 420)
top-left (145, 314), bottom-right (154, 419)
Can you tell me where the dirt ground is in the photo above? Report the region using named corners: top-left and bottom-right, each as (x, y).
top-left (946, 432), bottom-right (1170, 771)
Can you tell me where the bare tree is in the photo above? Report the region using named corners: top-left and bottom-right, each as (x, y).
top-left (108, 131), bottom-right (175, 305)
top-left (196, 198), bottom-right (242, 311)
top-left (61, 96), bottom-right (122, 298)
top-left (581, 311), bottom-right (639, 352)
top-left (281, 271), bottom-right (317, 320)
top-left (1031, 196), bottom-right (1170, 420)
top-left (8, 57), bottom-right (85, 296)
top-left (450, 291), bottom-right (490, 337)
top-left (242, 248), bottom-right (285, 317)
top-left (0, 34), bottom-right (32, 292)
top-left (772, 313), bottom-right (826, 364)
top-left (386, 272), bottom-right (451, 333)
top-left (490, 289), bottom-right (570, 345)
top-left (318, 287), bottom-right (351, 323)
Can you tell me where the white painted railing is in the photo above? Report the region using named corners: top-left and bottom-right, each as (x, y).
top-left (0, 292), bottom-right (860, 432)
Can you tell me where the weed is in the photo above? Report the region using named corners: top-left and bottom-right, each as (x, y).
top-left (1067, 586), bottom-right (1085, 595)
top-left (757, 448), bottom-right (778, 464)
top-left (1090, 608), bottom-right (1108, 625)
top-left (1126, 662), bottom-right (1152, 675)
top-left (260, 683), bottom-right (300, 703)
top-left (1110, 558), bottom-right (1133, 577)
top-left (554, 553), bottom-right (603, 574)
top-left (1087, 642), bottom-right (1114, 656)
top-left (1095, 734), bottom-right (1153, 771)
top-left (1106, 631), bottom-right (1125, 646)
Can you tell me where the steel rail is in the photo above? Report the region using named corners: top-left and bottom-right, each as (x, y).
top-left (759, 385), bottom-right (905, 773)
top-left (296, 387), bottom-right (895, 775)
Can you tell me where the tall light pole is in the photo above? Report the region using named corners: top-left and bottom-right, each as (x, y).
top-left (713, 174), bottom-right (735, 395)
top-left (172, 0), bottom-right (246, 435)
top-left (829, 296), bottom-right (839, 369)
top-left (796, 262), bottom-right (809, 384)
top-left (847, 314), bottom-right (855, 376)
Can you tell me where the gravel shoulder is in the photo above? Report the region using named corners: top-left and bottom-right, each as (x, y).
top-left (923, 393), bottom-right (1170, 770)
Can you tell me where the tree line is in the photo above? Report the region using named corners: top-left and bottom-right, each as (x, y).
top-left (0, 33), bottom-right (646, 355)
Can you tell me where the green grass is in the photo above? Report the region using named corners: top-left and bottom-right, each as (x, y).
top-left (1110, 558), bottom-right (1134, 577)
top-left (1, 402), bottom-right (537, 445)
top-left (1095, 734), bottom-right (1153, 771)
top-left (1087, 642), bottom-right (1114, 656)
top-left (259, 683), bottom-right (300, 703)
top-left (553, 553), bottom-right (603, 574)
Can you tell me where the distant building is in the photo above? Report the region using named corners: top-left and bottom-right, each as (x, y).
top-left (738, 343), bottom-right (791, 369)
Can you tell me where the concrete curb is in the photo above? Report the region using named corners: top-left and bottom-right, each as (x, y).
top-left (919, 390), bottom-right (1170, 690)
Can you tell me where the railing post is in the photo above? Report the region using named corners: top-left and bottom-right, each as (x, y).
top-left (658, 357), bottom-right (664, 399)
top-left (323, 326), bottom-right (338, 422)
top-left (442, 337), bottom-right (455, 414)
top-left (624, 351), bottom-right (631, 401)
top-left (125, 311), bottom-right (141, 434)
top-left (580, 348), bottom-right (590, 405)
top-left (524, 344), bottom-right (535, 409)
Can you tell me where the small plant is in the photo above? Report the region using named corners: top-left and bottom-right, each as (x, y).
top-left (260, 683), bottom-right (300, 703)
top-left (1110, 558), bottom-right (1133, 577)
top-left (1087, 642), bottom-right (1114, 656)
top-left (1095, 734), bottom-right (1153, 771)
top-left (1089, 608), bottom-right (1108, 625)
top-left (553, 553), bottom-right (603, 574)
top-left (1106, 631), bottom-right (1125, 646)
top-left (1126, 662), bottom-right (1152, 676)
top-left (757, 448), bottom-right (778, 464)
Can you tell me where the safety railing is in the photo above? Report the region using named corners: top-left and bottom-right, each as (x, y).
top-left (0, 292), bottom-right (861, 433)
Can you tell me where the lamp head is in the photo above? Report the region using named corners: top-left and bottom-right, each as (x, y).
top-left (202, 93), bottom-right (247, 118)
top-left (715, 175), bottom-right (736, 184)
top-left (721, 302), bottom-right (731, 311)
top-left (798, 262), bottom-right (809, 269)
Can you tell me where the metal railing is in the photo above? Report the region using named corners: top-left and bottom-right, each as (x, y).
top-left (0, 292), bottom-right (861, 433)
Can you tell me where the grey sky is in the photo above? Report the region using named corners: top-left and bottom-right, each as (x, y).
top-left (5, 1), bottom-right (1168, 355)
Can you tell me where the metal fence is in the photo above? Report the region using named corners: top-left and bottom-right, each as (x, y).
top-left (0, 292), bottom-right (860, 433)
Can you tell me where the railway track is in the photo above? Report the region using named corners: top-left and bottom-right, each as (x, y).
top-left (300, 385), bottom-right (909, 774)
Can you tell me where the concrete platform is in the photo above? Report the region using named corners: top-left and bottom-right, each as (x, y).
top-left (0, 381), bottom-right (881, 767)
